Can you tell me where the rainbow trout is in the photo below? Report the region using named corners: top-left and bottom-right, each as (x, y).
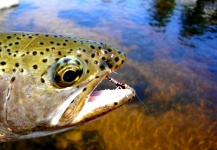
top-left (0, 32), bottom-right (135, 142)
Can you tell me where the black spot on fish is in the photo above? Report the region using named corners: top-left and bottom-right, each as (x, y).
top-left (15, 63), bottom-right (19, 67)
top-left (1, 61), bottom-right (6, 65)
top-left (32, 51), bottom-right (37, 56)
top-left (108, 49), bottom-right (112, 52)
top-left (42, 59), bottom-right (47, 63)
top-left (108, 64), bottom-right (112, 69)
top-left (75, 60), bottom-right (80, 65)
top-left (91, 53), bottom-right (95, 58)
top-left (11, 77), bottom-right (15, 82)
top-left (33, 65), bottom-right (38, 69)
top-left (90, 45), bottom-right (95, 49)
top-left (41, 78), bottom-right (45, 83)
top-left (114, 57), bottom-right (119, 62)
top-left (100, 65), bottom-right (105, 70)
top-left (7, 36), bottom-right (11, 39)
top-left (63, 58), bottom-right (71, 63)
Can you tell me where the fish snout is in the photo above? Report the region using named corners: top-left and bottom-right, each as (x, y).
top-left (102, 45), bottom-right (127, 72)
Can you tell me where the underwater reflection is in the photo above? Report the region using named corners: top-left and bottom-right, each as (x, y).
top-left (149, 0), bottom-right (176, 30)
top-left (180, 0), bottom-right (217, 38)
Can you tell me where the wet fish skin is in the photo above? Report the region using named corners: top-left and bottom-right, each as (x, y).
top-left (0, 32), bottom-right (135, 142)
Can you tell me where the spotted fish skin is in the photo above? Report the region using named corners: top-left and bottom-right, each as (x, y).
top-left (0, 32), bottom-right (135, 142)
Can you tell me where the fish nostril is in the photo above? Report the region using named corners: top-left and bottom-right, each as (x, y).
top-left (103, 53), bottom-right (126, 71)
top-left (101, 43), bottom-right (126, 71)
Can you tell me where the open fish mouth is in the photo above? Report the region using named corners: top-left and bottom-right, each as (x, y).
top-left (50, 75), bottom-right (135, 127)
top-left (74, 76), bottom-right (135, 123)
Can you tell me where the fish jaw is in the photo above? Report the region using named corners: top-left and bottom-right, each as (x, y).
top-left (72, 87), bottom-right (135, 125)
top-left (55, 76), bottom-right (135, 128)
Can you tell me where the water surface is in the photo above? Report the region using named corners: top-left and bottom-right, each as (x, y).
top-left (0, 0), bottom-right (217, 149)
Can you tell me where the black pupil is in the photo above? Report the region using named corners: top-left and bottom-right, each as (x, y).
top-left (63, 70), bottom-right (78, 82)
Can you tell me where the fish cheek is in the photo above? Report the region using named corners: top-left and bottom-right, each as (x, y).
top-left (4, 74), bottom-right (40, 133)
top-left (4, 74), bottom-right (59, 133)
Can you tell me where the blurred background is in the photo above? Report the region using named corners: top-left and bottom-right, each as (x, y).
top-left (0, 0), bottom-right (217, 149)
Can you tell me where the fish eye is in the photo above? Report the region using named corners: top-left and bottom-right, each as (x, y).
top-left (63, 70), bottom-right (78, 82)
top-left (53, 57), bottom-right (84, 87)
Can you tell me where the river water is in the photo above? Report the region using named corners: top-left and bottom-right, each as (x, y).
top-left (0, 0), bottom-right (217, 149)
